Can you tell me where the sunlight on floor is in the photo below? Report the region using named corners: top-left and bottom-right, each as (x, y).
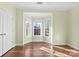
top-left (40, 47), bottom-right (71, 57)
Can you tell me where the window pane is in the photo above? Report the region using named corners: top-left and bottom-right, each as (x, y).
top-left (26, 22), bottom-right (29, 36)
top-left (45, 20), bottom-right (49, 36)
top-left (33, 22), bottom-right (41, 36)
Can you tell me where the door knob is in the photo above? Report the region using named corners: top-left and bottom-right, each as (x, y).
top-left (0, 34), bottom-right (3, 35)
top-left (0, 33), bottom-right (6, 35)
top-left (3, 33), bottom-right (6, 35)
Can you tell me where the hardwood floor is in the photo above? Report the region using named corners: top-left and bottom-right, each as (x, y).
top-left (2, 42), bottom-right (79, 57)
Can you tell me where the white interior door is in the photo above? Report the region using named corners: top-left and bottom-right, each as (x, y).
top-left (2, 11), bottom-right (9, 54)
top-left (0, 11), bottom-right (3, 56)
top-left (7, 12), bottom-right (14, 50)
top-left (0, 9), bottom-right (15, 56)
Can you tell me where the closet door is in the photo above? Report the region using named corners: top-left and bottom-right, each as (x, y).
top-left (7, 13), bottom-right (14, 49)
top-left (2, 11), bottom-right (9, 54)
top-left (0, 11), bottom-right (3, 56)
top-left (0, 9), bottom-right (14, 56)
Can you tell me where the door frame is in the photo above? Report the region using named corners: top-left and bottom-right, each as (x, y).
top-left (23, 12), bottom-right (53, 45)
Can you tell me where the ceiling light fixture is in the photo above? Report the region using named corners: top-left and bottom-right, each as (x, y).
top-left (37, 2), bottom-right (43, 4)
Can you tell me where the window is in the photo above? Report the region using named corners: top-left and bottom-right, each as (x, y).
top-left (44, 20), bottom-right (50, 36)
top-left (25, 21), bottom-right (29, 36)
top-left (33, 20), bottom-right (42, 36)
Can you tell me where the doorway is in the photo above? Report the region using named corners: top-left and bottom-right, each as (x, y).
top-left (23, 13), bottom-right (53, 56)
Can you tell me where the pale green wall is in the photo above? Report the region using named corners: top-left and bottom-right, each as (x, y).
top-left (67, 6), bottom-right (79, 50)
top-left (16, 8), bottom-right (68, 45)
top-left (16, 9), bottom-right (23, 45)
top-left (53, 11), bottom-right (68, 45)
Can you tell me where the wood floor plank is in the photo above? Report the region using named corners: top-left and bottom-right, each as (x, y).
top-left (2, 42), bottom-right (79, 57)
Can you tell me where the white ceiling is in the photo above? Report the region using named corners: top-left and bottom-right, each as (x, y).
top-left (12, 2), bottom-right (79, 11)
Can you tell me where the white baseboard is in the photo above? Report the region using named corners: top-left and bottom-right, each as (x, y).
top-left (53, 43), bottom-right (66, 45)
top-left (45, 41), bottom-right (66, 45)
top-left (23, 40), bottom-right (32, 45)
top-left (16, 43), bottom-right (23, 46)
top-left (32, 40), bottom-right (44, 42)
top-left (67, 43), bottom-right (79, 50)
